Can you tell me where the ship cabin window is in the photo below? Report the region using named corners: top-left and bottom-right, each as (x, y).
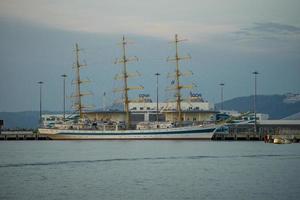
top-left (147, 107), bottom-right (150, 110)
top-left (140, 107), bottom-right (144, 110)
top-left (131, 107), bottom-right (137, 110)
top-left (189, 107), bottom-right (193, 110)
top-left (193, 117), bottom-right (197, 121)
top-left (195, 107), bottom-right (199, 110)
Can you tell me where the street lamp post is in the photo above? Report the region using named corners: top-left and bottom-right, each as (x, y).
top-left (61, 74), bottom-right (67, 121)
top-left (155, 73), bottom-right (160, 123)
top-left (37, 81), bottom-right (44, 126)
top-left (219, 83), bottom-right (225, 111)
top-left (252, 71), bottom-right (259, 134)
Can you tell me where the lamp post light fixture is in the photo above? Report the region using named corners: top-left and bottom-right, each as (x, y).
top-left (155, 73), bottom-right (161, 123)
top-left (219, 83), bottom-right (225, 111)
top-left (252, 71), bottom-right (259, 134)
top-left (37, 81), bottom-right (44, 126)
top-left (61, 74), bottom-right (67, 121)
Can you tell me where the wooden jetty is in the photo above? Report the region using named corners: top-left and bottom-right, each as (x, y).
top-left (0, 131), bottom-right (50, 140)
top-left (213, 124), bottom-right (300, 142)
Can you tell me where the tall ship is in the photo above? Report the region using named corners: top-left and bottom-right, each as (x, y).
top-left (38, 35), bottom-right (226, 140)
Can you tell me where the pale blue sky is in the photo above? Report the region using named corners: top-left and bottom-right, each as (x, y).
top-left (0, 0), bottom-right (299, 111)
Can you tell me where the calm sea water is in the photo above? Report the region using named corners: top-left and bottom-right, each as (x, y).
top-left (0, 141), bottom-right (299, 200)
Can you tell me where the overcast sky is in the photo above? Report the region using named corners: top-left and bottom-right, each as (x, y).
top-left (0, 0), bottom-right (300, 111)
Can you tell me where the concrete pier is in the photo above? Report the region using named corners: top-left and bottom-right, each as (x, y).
top-left (212, 121), bottom-right (300, 142)
top-left (0, 129), bottom-right (299, 142)
top-left (0, 131), bottom-right (50, 140)
top-left (213, 130), bottom-right (300, 142)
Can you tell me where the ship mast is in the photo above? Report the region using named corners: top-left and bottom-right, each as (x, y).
top-left (167, 34), bottom-right (192, 124)
top-left (115, 36), bottom-right (143, 129)
top-left (122, 36), bottom-right (130, 127)
top-left (72, 43), bottom-right (91, 118)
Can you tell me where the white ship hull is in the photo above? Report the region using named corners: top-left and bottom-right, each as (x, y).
top-left (38, 126), bottom-right (218, 140)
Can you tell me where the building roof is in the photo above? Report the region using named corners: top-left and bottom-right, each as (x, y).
top-left (85, 110), bottom-right (217, 114)
top-left (163, 110), bottom-right (218, 114)
top-left (85, 111), bottom-right (125, 114)
top-left (258, 120), bottom-right (300, 125)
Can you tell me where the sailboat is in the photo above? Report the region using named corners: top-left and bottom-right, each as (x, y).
top-left (38, 35), bottom-right (225, 140)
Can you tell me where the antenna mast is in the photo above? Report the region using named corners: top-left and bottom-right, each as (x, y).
top-left (115, 36), bottom-right (143, 129)
top-left (167, 34), bottom-right (191, 124)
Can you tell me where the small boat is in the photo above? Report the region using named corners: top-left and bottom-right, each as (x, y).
top-left (273, 137), bottom-right (292, 144)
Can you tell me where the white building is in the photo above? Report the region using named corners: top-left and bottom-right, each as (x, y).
top-left (243, 113), bottom-right (269, 121)
top-left (127, 93), bottom-right (216, 123)
top-left (129, 94), bottom-right (214, 112)
top-left (43, 94), bottom-right (217, 125)
top-left (284, 93), bottom-right (300, 104)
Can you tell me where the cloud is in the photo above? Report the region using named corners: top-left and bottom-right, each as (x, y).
top-left (249, 22), bottom-right (300, 34)
top-left (220, 22), bottom-right (300, 54)
top-left (0, 0), bottom-right (245, 42)
top-left (235, 22), bottom-right (300, 38)
top-left (1, 0), bottom-right (300, 45)
top-left (231, 22), bottom-right (300, 46)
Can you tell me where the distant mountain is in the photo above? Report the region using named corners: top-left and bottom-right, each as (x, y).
top-left (216, 94), bottom-right (300, 119)
top-left (0, 111), bottom-right (39, 129)
top-left (282, 112), bottom-right (300, 120)
top-left (0, 111), bottom-right (63, 129)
